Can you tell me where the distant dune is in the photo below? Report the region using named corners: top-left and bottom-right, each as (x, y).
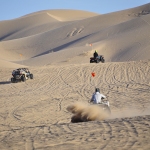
top-left (0, 3), bottom-right (150, 150)
top-left (0, 3), bottom-right (150, 66)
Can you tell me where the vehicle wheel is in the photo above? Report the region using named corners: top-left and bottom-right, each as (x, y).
top-left (21, 75), bottom-right (26, 82)
top-left (30, 74), bottom-right (33, 79)
top-left (101, 59), bottom-right (105, 63)
top-left (90, 60), bottom-right (92, 63)
top-left (96, 59), bottom-right (100, 63)
top-left (11, 78), bottom-right (15, 83)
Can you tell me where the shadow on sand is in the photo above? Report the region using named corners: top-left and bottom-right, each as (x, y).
top-left (0, 81), bottom-right (11, 85)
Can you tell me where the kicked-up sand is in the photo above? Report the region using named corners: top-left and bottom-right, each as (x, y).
top-left (67, 101), bottom-right (110, 123)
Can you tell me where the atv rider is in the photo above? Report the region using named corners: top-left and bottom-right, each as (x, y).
top-left (90, 88), bottom-right (106, 104)
top-left (93, 50), bottom-right (98, 58)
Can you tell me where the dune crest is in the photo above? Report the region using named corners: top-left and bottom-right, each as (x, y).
top-left (47, 13), bottom-right (63, 21)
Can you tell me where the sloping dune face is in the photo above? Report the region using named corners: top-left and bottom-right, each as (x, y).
top-left (0, 3), bottom-right (150, 64)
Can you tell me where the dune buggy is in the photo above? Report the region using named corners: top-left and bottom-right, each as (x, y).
top-left (11, 68), bottom-right (33, 83)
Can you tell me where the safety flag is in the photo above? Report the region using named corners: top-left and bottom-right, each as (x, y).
top-left (91, 72), bottom-right (95, 77)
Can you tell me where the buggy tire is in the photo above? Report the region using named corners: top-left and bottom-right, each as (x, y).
top-left (21, 75), bottom-right (26, 82)
top-left (11, 78), bottom-right (16, 83)
top-left (30, 74), bottom-right (33, 79)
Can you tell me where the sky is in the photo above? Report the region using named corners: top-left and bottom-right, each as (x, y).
top-left (0, 0), bottom-right (150, 21)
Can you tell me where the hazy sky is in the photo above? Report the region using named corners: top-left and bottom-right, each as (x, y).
top-left (0, 0), bottom-right (149, 21)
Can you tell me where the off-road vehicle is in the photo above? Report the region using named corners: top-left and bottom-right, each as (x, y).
top-left (11, 68), bottom-right (33, 83)
top-left (90, 55), bottom-right (105, 63)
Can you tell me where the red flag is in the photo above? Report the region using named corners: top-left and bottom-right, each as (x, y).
top-left (91, 72), bottom-right (95, 77)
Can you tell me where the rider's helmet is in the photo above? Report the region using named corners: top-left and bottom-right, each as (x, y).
top-left (95, 88), bottom-right (100, 93)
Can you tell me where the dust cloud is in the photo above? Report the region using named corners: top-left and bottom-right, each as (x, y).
top-left (67, 102), bottom-right (110, 123)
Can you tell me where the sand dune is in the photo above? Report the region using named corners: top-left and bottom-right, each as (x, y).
top-left (0, 61), bottom-right (150, 149)
top-left (0, 59), bottom-right (26, 68)
top-left (0, 10), bottom-right (98, 41)
top-left (0, 3), bottom-right (150, 150)
top-left (0, 3), bottom-right (150, 64)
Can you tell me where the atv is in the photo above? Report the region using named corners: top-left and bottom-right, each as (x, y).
top-left (89, 98), bottom-right (111, 115)
top-left (11, 68), bottom-right (33, 83)
top-left (90, 55), bottom-right (105, 63)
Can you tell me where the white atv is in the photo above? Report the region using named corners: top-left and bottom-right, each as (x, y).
top-left (11, 68), bottom-right (33, 83)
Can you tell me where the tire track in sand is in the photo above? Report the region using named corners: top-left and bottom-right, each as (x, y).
top-left (122, 119), bottom-right (138, 149)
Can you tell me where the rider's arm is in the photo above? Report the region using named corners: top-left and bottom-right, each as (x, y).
top-left (101, 94), bottom-right (106, 99)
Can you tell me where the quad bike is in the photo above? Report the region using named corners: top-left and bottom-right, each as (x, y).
top-left (90, 55), bottom-right (105, 63)
top-left (88, 98), bottom-right (111, 115)
top-left (11, 68), bottom-right (33, 83)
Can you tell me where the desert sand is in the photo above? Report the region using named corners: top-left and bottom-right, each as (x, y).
top-left (0, 3), bottom-right (150, 150)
